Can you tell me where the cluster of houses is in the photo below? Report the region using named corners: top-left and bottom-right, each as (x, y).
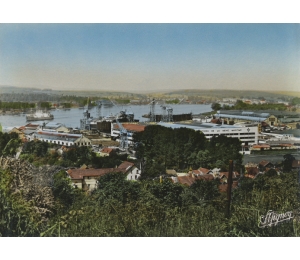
top-left (166, 167), bottom-right (240, 192)
top-left (66, 156), bottom-right (299, 194)
top-left (65, 157), bottom-right (299, 194)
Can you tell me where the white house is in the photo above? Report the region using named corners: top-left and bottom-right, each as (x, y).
top-left (118, 161), bottom-right (141, 181)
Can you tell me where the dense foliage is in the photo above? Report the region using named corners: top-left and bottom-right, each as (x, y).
top-left (0, 101), bottom-right (35, 110)
top-left (166, 99), bottom-right (180, 104)
top-left (40, 102), bottom-right (52, 109)
top-left (133, 125), bottom-right (243, 178)
top-left (291, 97), bottom-right (300, 106)
top-left (1, 164), bottom-right (299, 237)
top-left (0, 132), bottom-right (20, 157)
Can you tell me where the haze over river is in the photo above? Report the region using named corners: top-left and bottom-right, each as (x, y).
top-left (0, 104), bottom-right (212, 129)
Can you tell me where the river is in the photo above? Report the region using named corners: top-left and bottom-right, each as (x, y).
top-left (0, 104), bottom-right (213, 129)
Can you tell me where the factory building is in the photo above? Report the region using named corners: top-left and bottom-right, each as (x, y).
top-left (111, 121), bottom-right (258, 149)
top-left (40, 122), bottom-right (70, 133)
top-left (157, 122), bottom-right (258, 146)
top-left (111, 123), bottom-right (146, 143)
top-left (213, 111), bottom-right (279, 126)
top-left (34, 131), bottom-right (92, 146)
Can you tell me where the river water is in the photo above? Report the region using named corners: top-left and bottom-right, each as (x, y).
top-left (0, 104), bottom-right (212, 129)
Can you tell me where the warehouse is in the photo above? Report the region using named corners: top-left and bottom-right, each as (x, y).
top-left (34, 131), bottom-right (92, 146)
top-left (214, 111), bottom-right (279, 126)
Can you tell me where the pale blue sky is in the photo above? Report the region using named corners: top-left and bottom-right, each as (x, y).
top-left (0, 24), bottom-right (299, 92)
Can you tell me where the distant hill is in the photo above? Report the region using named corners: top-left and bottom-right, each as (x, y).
top-left (1, 85), bottom-right (298, 100)
top-left (0, 85), bottom-right (146, 98)
top-left (273, 91), bottom-right (300, 98)
top-left (157, 89), bottom-right (298, 99)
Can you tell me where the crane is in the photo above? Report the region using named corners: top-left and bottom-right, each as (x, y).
top-left (149, 98), bottom-right (156, 122)
top-left (96, 100), bottom-right (102, 119)
top-left (116, 119), bottom-right (128, 150)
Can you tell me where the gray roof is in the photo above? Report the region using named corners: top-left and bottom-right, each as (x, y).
top-left (158, 122), bottom-right (243, 130)
top-left (44, 122), bottom-right (65, 128)
top-left (215, 113), bottom-right (267, 122)
top-left (219, 110), bottom-right (299, 117)
top-left (35, 131), bottom-right (82, 142)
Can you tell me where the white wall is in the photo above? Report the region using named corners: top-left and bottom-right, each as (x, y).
top-left (126, 167), bottom-right (141, 181)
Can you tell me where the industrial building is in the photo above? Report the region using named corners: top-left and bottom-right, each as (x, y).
top-left (33, 131), bottom-right (92, 146)
top-left (213, 111), bottom-right (279, 126)
top-left (40, 122), bottom-right (70, 133)
top-left (110, 121), bottom-right (258, 150)
top-left (111, 123), bottom-right (146, 143)
top-left (157, 122), bottom-right (258, 146)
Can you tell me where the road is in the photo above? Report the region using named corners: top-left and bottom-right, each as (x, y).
top-left (243, 152), bottom-right (300, 164)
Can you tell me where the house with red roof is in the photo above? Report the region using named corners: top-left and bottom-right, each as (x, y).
top-left (99, 147), bottom-right (115, 157)
top-left (259, 160), bottom-right (275, 171)
top-left (245, 166), bottom-right (259, 178)
top-left (189, 167), bottom-right (213, 176)
top-left (119, 161), bottom-right (141, 181)
top-left (66, 161), bottom-right (141, 191)
top-left (172, 173), bottom-right (214, 186)
top-left (219, 171), bottom-right (239, 184)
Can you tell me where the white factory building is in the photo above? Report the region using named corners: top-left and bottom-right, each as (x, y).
top-left (157, 122), bottom-right (258, 146)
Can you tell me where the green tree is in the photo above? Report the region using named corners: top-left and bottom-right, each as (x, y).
top-left (282, 154), bottom-right (295, 172)
top-left (52, 170), bottom-right (80, 207)
top-left (147, 179), bottom-right (184, 208)
top-left (211, 102), bottom-right (221, 111)
top-left (94, 172), bottom-right (141, 205)
top-left (190, 179), bottom-right (220, 203)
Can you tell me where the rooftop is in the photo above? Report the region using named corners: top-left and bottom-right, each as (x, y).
top-left (67, 161), bottom-right (136, 180)
top-left (43, 122), bottom-right (65, 128)
top-left (114, 123), bottom-right (146, 132)
top-left (118, 161), bottom-right (135, 170)
top-left (100, 147), bottom-right (114, 154)
top-left (157, 121), bottom-right (245, 131)
top-left (67, 168), bottom-right (120, 179)
top-left (36, 131), bottom-right (82, 138)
